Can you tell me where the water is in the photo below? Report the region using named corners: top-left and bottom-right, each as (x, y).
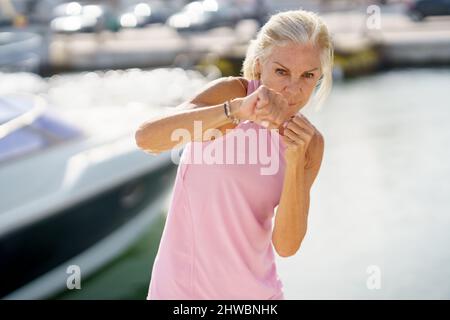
top-left (2, 67), bottom-right (450, 299)
top-left (280, 67), bottom-right (450, 299)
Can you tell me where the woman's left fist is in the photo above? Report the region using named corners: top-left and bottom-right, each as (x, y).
top-left (280, 114), bottom-right (316, 157)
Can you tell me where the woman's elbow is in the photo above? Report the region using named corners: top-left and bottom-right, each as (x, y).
top-left (275, 243), bottom-right (301, 258)
top-left (134, 127), bottom-right (147, 149)
top-left (273, 231), bottom-right (306, 258)
top-left (135, 127), bottom-right (160, 154)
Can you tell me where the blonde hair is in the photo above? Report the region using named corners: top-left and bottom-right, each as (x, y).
top-left (241, 9), bottom-right (334, 111)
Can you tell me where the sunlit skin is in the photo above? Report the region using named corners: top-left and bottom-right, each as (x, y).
top-left (252, 42), bottom-right (325, 257)
top-left (255, 42), bottom-right (323, 113)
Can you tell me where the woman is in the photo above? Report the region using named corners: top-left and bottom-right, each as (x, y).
top-left (135, 9), bottom-right (334, 300)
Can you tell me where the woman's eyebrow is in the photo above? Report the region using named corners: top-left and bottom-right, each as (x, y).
top-left (273, 61), bottom-right (319, 73)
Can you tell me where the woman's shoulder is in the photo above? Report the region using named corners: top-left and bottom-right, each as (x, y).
top-left (225, 76), bottom-right (249, 96)
top-left (182, 76), bottom-right (250, 109)
top-left (231, 76), bottom-right (249, 92)
top-left (197, 76), bottom-right (249, 101)
top-left (197, 76), bottom-right (249, 96)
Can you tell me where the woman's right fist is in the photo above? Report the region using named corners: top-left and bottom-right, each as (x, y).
top-left (232, 85), bottom-right (296, 130)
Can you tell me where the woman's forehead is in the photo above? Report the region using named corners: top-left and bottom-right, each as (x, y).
top-left (267, 43), bottom-right (321, 71)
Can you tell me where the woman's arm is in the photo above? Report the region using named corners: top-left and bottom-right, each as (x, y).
top-left (135, 77), bottom-right (247, 154)
top-left (135, 101), bottom-right (241, 154)
top-left (272, 130), bottom-right (324, 257)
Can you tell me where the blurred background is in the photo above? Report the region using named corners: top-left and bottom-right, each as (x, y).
top-left (0, 0), bottom-right (449, 300)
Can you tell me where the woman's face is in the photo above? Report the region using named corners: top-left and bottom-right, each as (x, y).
top-left (255, 42), bottom-right (323, 113)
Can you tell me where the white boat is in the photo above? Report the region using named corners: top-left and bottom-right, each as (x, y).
top-left (0, 93), bottom-right (177, 299)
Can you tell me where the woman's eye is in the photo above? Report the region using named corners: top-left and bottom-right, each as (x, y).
top-left (275, 68), bottom-right (286, 75)
top-left (304, 73), bottom-right (314, 79)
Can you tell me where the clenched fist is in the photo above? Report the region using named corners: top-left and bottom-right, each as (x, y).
top-left (281, 113), bottom-right (317, 158)
top-left (233, 85), bottom-right (297, 130)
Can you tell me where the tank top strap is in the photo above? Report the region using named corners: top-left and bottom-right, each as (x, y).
top-left (246, 79), bottom-right (261, 96)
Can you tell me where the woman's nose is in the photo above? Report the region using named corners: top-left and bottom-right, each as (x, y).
top-left (284, 79), bottom-right (302, 95)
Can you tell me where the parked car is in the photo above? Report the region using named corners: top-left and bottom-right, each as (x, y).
top-left (233, 0), bottom-right (270, 26)
top-left (406, 0), bottom-right (450, 21)
top-left (119, 1), bottom-right (176, 28)
top-left (166, 0), bottom-right (241, 32)
top-left (50, 2), bottom-right (120, 33)
top-left (28, 0), bottom-right (71, 24)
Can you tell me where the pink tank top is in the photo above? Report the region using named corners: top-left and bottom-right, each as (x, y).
top-left (147, 79), bottom-right (286, 300)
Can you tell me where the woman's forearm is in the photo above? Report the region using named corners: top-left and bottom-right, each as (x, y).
top-left (135, 99), bottom-right (241, 154)
top-left (272, 156), bottom-right (309, 257)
